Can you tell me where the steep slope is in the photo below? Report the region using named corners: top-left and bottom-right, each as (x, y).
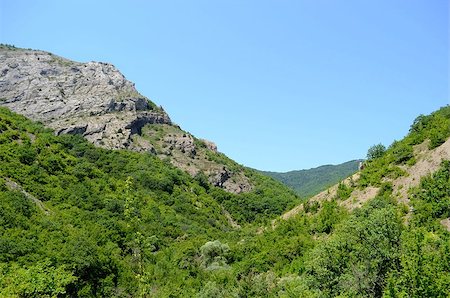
top-left (279, 106), bottom-right (450, 222)
top-left (0, 45), bottom-right (171, 149)
top-left (280, 137), bottom-right (450, 221)
top-left (1, 44), bottom-right (449, 297)
top-left (1, 98), bottom-right (449, 296)
top-left (251, 106), bottom-right (450, 297)
top-left (0, 108), bottom-right (237, 296)
top-left (0, 45), bottom-right (288, 195)
top-left (260, 160), bottom-right (360, 198)
top-left (0, 106), bottom-right (306, 297)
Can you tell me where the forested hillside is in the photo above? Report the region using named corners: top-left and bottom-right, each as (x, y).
top-left (0, 107), bottom-right (298, 296)
top-left (0, 106), bottom-right (449, 297)
top-left (261, 160), bottom-right (360, 198)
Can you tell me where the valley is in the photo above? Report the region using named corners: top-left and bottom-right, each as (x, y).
top-left (0, 46), bottom-right (449, 297)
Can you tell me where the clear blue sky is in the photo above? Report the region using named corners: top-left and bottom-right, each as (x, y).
top-left (1, 0), bottom-right (448, 171)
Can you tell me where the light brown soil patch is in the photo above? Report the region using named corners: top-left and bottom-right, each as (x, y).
top-left (221, 206), bottom-right (241, 229)
top-left (280, 173), bottom-right (360, 221)
top-left (340, 187), bottom-right (379, 210)
top-left (392, 138), bottom-right (450, 204)
top-left (280, 204), bottom-right (304, 221)
top-left (440, 218), bottom-right (450, 232)
top-left (279, 137), bottom-right (450, 223)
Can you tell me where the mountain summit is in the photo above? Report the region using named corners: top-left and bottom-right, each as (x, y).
top-left (0, 45), bottom-right (256, 193)
top-left (0, 45), bottom-right (171, 148)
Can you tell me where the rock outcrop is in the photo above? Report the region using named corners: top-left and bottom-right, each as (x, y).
top-left (210, 167), bottom-right (252, 193)
top-left (163, 134), bottom-right (197, 157)
top-left (0, 46), bottom-right (171, 149)
top-left (0, 46), bottom-right (252, 193)
top-left (201, 139), bottom-right (218, 152)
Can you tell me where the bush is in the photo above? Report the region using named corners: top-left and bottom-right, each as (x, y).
top-left (390, 141), bottom-right (413, 164)
top-left (408, 106), bottom-right (450, 148)
top-left (0, 261), bottom-right (76, 297)
top-left (200, 240), bottom-right (230, 270)
top-left (366, 143), bottom-right (386, 161)
top-left (304, 200), bottom-right (320, 214)
top-left (336, 182), bottom-right (352, 200)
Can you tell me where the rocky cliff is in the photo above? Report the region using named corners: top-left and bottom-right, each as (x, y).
top-left (0, 46), bottom-right (171, 149)
top-left (0, 45), bottom-right (251, 193)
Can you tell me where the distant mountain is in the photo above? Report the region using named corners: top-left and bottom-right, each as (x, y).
top-left (261, 160), bottom-right (361, 197)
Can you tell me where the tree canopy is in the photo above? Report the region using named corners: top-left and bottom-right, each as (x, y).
top-left (0, 105), bottom-right (449, 297)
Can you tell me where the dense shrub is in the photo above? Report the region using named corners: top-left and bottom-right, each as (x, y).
top-left (0, 106), bottom-right (449, 297)
top-left (366, 143), bottom-right (386, 161)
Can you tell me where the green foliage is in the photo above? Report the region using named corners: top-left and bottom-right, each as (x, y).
top-left (196, 281), bottom-right (237, 298)
top-left (304, 197), bottom-right (403, 297)
top-left (367, 143), bottom-right (386, 161)
top-left (0, 107), bottom-right (302, 296)
top-left (408, 105), bottom-right (450, 148)
top-left (212, 170), bottom-right (300, 223)
top-left (336, 182), bottom-right (352, 200)
top-left (428, 114), bottom-right (450, 149)
top-left (409, 160), bottom-right (450, 226)
top-left (409, 114), bottom-right (429, 135)
top-left (276, 275), bottom-right (320, 298)
top-left (384, 228), bottom-right (450, 298)
top-left (261, 160), bottom-right (359, 198)
top-left (0, 106), bottom-right (449, 297)
top-left (0, 190), bottom-right (35, 230)
top-left (200, 240), bottom-right (230, 270)
top-left (351, 106), bottom-right (447, 188)
top-left (141, 122), bottom-right (300, 224)
top-left (358, 156), bottom-right (406, 188)
top-left (390, 140), bottom-right (413, 164)
top-left (312, 200), bottom-right (346, 234)
top-left (0, 261), bottom-right (76, 297)
top-left (0, 107), bottom-right (235, 296)
top-left (303, 200), bottom-right (320, 214)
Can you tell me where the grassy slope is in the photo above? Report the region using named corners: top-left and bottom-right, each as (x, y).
top-left (261, 160), bottom-right (360, 198)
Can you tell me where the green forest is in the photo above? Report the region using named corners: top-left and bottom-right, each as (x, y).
top-left (261, 160), bottom-right (360, 198)
top-left (0, 106), bottom-right (449, 297)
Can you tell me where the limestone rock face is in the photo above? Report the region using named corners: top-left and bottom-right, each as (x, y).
top-left (164, 134), bottom-right (197, 157)
top-left (210, 167), bottom-right (252, 193)
top-left (0, 47), bottom-right (171, 149)
top-left (0, 46), bottom-right (252, 194)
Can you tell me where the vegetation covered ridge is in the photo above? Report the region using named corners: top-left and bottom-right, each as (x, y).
top-left (260, 160), bottom-right (360, 198)
top-left (0, 107), bottom-right (296, 296)
top-left (280, 105), bottom-right (450, 220)
top-left (0, 106), bottom-right (449, 297)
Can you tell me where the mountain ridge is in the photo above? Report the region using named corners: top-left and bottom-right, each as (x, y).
top-left (260, 160), bottom-right (360, 197)
top-left (1, 44), bottom-right (449, 297)
top-left (277, 106), bottom-right (450, 225)
top-left (0, 45), bottom-right (171, 148)
top-left (0, 44), bottom-right (276, 194)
